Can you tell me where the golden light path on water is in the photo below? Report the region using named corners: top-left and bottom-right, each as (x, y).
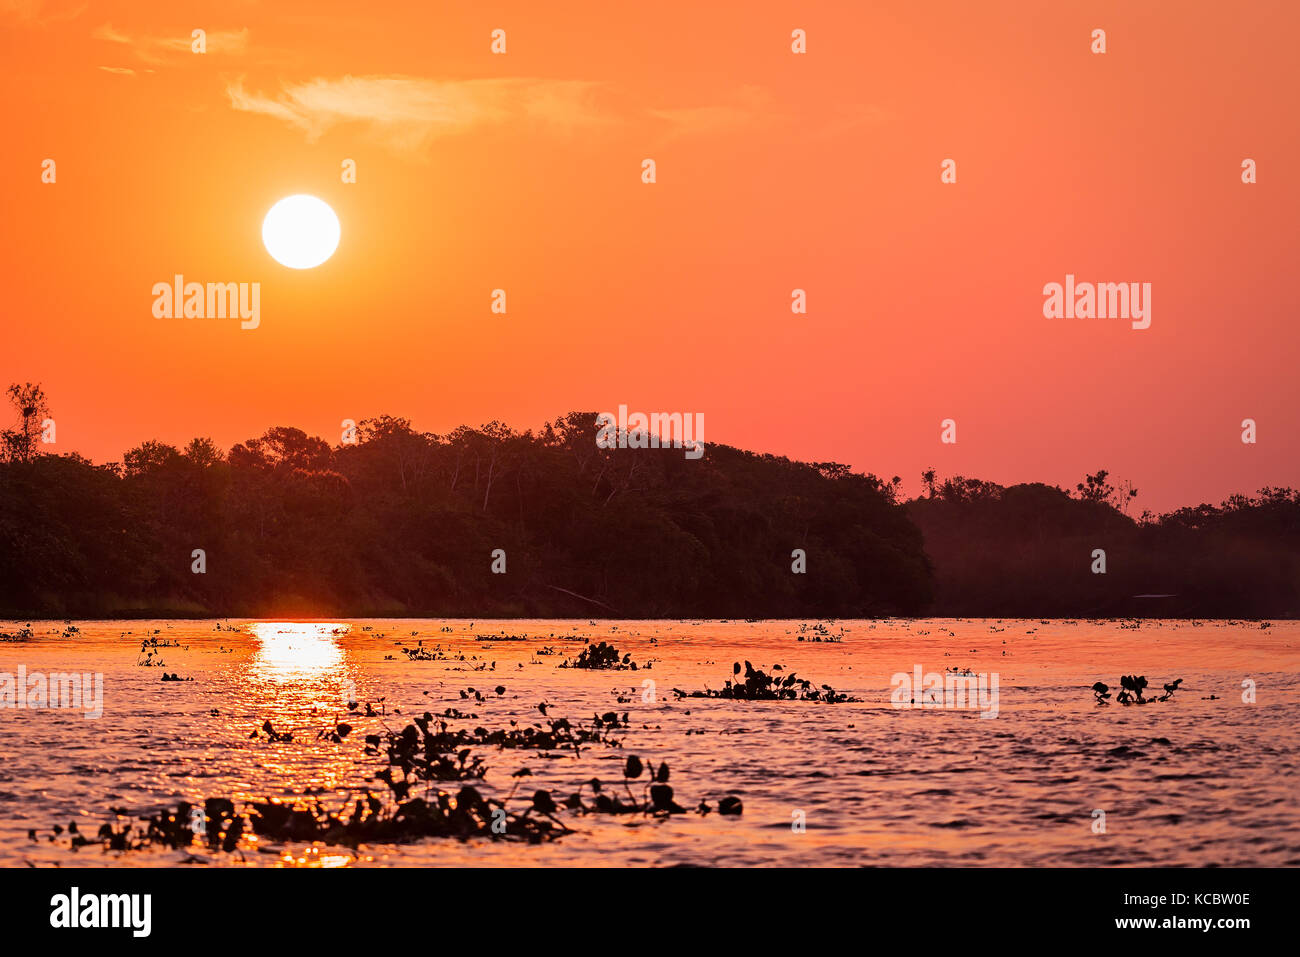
top-left (239, 623), bottom-right (360, 866)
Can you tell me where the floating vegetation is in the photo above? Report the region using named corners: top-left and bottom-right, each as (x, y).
top-left (673, 661), bottom-right (860, 703)
top-left (34, 801), bottom-right (246, 853)
top-left (252, 787), bottom-right (567, 845)
top-left (550, 756), bottom-right (741, 818)
top-left (376, 746), bottom-right (488, 785)
top-left (560, 641), bottom-right (646, 670)
top-left (372, 709), bottom-right (623, 766)
top-left (250, 720), bottom-right (295, 743)
top-left (42, 693), bottom-right (749, 856)
top-left (44, 729), bottom-right (735, 854)
top-left (399, 642), bottom-right (449, 661)
top-left (319, 721), bottom-right (354, 744)
top-left (143, 636), bottom-right (184, 648)
top-left (0, 625), bottom-right (33, 642)
top-left (136, 635), bottom-right (185, 667)
top-left (37, 785), bottom-right (566, 853)
top-left (795, 621), bottom-right (843, 642)
top-left (1091, 675), bottom-right (1183, 705)
top-left (456, 685), bottom-right (507, 703)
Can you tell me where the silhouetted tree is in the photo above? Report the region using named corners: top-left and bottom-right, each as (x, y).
top-left (1, 382), bottom-right (51, 464)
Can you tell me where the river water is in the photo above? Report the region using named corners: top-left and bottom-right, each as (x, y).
top-left (1, 618), bottom-right (1296, 867)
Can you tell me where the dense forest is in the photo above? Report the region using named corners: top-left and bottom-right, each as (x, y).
top-left (1, 383), bottom-right (1296, 619)
top-left (908, 473), bottom-right (1299, 618)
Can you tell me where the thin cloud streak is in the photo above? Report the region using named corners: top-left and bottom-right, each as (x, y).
top-left (226, 74), bottom-right (611, 153)
top-left (92, 23), bottom-right (250, 63)
top-left (647, 84), bottom-right (775, 143)
top-left (225, 73), bottom-right (878, 155)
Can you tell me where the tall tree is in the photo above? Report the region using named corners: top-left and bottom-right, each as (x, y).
top-left (1, 382), bottom-right (51, 464)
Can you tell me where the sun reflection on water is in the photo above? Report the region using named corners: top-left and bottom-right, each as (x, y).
top-left (248, 622), bottom-right (349, 682)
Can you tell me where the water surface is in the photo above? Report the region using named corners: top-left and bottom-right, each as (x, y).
top-left (1, 618), bottom-right (1297, 867)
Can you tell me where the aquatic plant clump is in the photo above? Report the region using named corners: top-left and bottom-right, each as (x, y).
top-left (560, 641), bottom-right (646, 670)
top-left (35, 799), bottom-right (247, 853)
top-left (795, 622), bottom-right (844, 642)
top-left (38, 751), bottom-right (745, 855)
top-left (1090, 674), bottom-right (1184, 705)
top-left (400, 643), bottom-right (450, 661)
top-left (553, 755), bottom-right (743, 818)
top-left (673, 661), bottom-right (860, 703)
top-left (371, 710), bottom-right (623, 773)
top-left (245, 787), bottom-right (567, 845)
top-left (34, 786), bottom-right (567, 853)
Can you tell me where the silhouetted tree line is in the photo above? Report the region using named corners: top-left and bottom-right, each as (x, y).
top-left (1, 386), bottom-right (1294, 619)
top-left (0, 402), bottom-right (929, 618)
top-left (907, 472), bottom-right (1300, 617)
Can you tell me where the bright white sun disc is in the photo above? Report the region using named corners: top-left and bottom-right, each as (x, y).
top-left (262, 195), bottom-right (340, 269)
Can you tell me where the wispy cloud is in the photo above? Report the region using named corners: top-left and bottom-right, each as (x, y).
top-left (224, 72), bottom-right (876, 156)
top-left (92, 23), bottom-right (249, 64)
top-left (648, 85), bottom-right (774, 143)
top-left (226, 75), bottom-right (610, 153)
top-left (649, 86), bottom-right (885, 144)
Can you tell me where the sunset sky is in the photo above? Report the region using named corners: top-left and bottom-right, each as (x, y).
top-left (1, 0), bottom-right (1295, 511)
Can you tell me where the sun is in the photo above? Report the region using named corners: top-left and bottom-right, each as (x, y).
top-left (262, 195), bottom-right (340, 269)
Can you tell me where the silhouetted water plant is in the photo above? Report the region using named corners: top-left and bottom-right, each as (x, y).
top-left (796, 621), bottom-right (844, 642)
top-left (373, 709), bottom-right (622, 772)
top-left (673, 661), bottom-right (860, 703)
top-left (38, 785), bottom-right (567, 853)
top-left (250, 720), bottom-right (294, 742)
top-left (400, 642), bottom-right (450, 661)
top-left (1090, 675), bottom-right (1183, 705)
top-left (545, 756), bottom-right (742, 818)
top-left (35, 799), bottom-right (246, 854)
top-left (560, 641), bottom-right (646, 670)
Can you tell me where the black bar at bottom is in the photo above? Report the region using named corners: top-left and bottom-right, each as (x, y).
top-left (0, 865), bottom-right (1282, 943)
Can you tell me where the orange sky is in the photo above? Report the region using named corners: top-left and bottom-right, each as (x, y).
top-left (1, 0), bottom-right (1296, 511)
